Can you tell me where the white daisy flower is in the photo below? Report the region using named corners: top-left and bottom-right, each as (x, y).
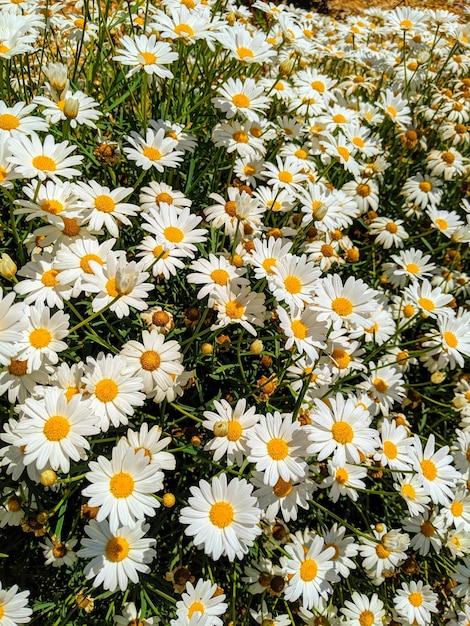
top-left (313, 274), bottom-right (377, 330)
top-left (114, 602), bottom-right (159, 626)
top-left (113, 34), bottom-right (178, 79)
top-left (120, 423), bottom-right (175, 472)
top-left (359, 525), bottom-right (409, 580)
top-left (40, 537), bottom-right (78, 568)
top-left (78, 519), bottom-right (156, 591)
top-left (322, 461), bottom-right (367, 503)
top-left (393, 473), bottom-right (430, 516)
top-left (17, 304), bottom-right (69, 372)
top-left (393, 580), bottom-right (438, 626)
top-left (402, 510), bottom-right (445, 556)
top-left (175, 579), bottom-right (227, 626)
top-left (142, 204), bottom-right (206, 257)
top-left (139, 180), bottom-right (191, 213)
top-left (210, 284), bottom-right (266, 336)
top-left (270, 253), bottom-right (321, 310)
top-left (341, 592), bottom-right (385, 626)
top-left (0, 100), bottom-right (48, 139)
top-left (14, 252), bottom-right (73, 309)
top-left (187, 254), bottom-right (249, 304)
top-left (440, 486), bottom-right (470, 531)
top-left (0, 289), bottom-right (26, 366)
top-left (277, 305), bottom-right (327, 362)
top-left (179, 473), bottom-right (262, 561)
top-left (0, 354), bottom-right (49, 404)
top-left (34, 89), bottom-right (101, 129)
top-left (375, 418), bottom-right (412, 471)
top-left (251, 469), bottom-right (316, 523)
top-left (124, 127), bottom-right (184, 172)
top-left (211, 77), bottom-right (270, 122)
top-left (321, 523), bottom-right (358, 579)
top-left (0, 582), bottom-right (32, 625)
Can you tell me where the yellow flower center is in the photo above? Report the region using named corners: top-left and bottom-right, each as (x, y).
top-left (227, 420), bottom-right (243, 441)
top-left (142, 147), bottom-right (162, 161)
top-left (291, 319), bottom-right (308, 339)
top-left (274, 81), bottom-right (284, 91)
top-left (331, 348), bottom-right (351, 369)
top-left (273, 477), bottom-right (293, 497)
top-left (418, 297), bottom-right (435, 312)
top-left (244, 164), bottom-right (256, 176)
top-left (401, 483), bottom-right (416, 499)
top-left (385, 222), bottom-right (398, 234)
top-left (232, 94), bottom-right (250, 108)
top-left (80, 253), bottom-right (103, 274)
top-left (359, 610), bottom-right (375, 626)
top-left (153, 245), bottom-right (169, 259)
top-left (383, 440), bottom-right (398, 460)
top-left (110, 472), bottom-right (135, 498)
top-left (403, 304), bottom-right (415, 318)
top-left (174, 23), bottom-right (195, 37)
top-left (284, 275), bottom-right (302, 294)
top-left (7, 496), bottom-right (22, 512)
top-left (295, 149), bottom-right (307, 159)
top-left (163, 226), bottom-right (184, 243)
top-left (406, 262), bottom-right (420, 274)
top-left (373, 378), bottom-right (388, 394)
top-left (266, 437), bottom-right (289, 460)
top-left (232, 130), bottom-right (249, 143)
top-left (311, 80), bottom-right (325, 93)
top-left (435, 218), bottom-right (448, 231)
top-left (32, 155), bottom-right (57, 172)
top-left (353, 136), bottom-right (365, 148)
top-left (65, 386), bottom-right (79, 402)
top-left (29, 328), bottom-right (52, 349)
top-left (236, 46), bottom-right (254, 59)
top-left (331, 421), bottom-right (354, 444)
top-left (94, 195), bottom-right (115, 213)
top-left (420, 458), bottom-right (437, 481)
top-left (74, 17), bottom-right (85, 28)
top-left (375, 543), bottom-right (390, 559)
top-left (8, 359), bottom-right (28, 377)
top-left (278, 170), bottom-right (293, 183)
top-left (0, 113), bottom-right (20, 130)
top-left (210, 268), bottom-right (230, 286)
top-left (386, 105), bottom-right (397, 118)
top-left (105, 277), bottom-right (118, 297)
top-left (156, 192), bottom-right (173, 205)
top-left (321, 244), bottom-right (335, 257)
top-left (337, 146), bottom-right (350, 161)
top-left (299, 559), bottom-right (318, 581)
top-left (62, 217), bottom-right (81, 237)
top-left (408, 592), bottom-right (423, 607)
top-left (441, 151), bottom-right (455, 164)
top-left (451, 501), bottom-right (464, 517)
top-left (43, 415), bottom-right (70, 441)
top-left (140, 51), bottom-right (157, 65)
top-left (333, 113), bottom-right (347, 124)
top-left (420, 520), bottom-right (435, 537)
top-left (105, 536), bottom-right (130, 562)
top-left (262, 257), bottom-right (277, 274)
top-left (41, 269), bottom-right (60, 287)
top-left (140, 350), bottom-right (161, 371)
top-left (209, 501), bottom-right (234, 528)
top-left (444, 331), bottom-right (458, 348)
top-left (335, 467), bottom-right (349, 484)
top-left (418, 181), bottom-right (432, 192)
top-left (357, 183), bottom-right (370, 197)
top-left (331, 297), bottom-right (353, 317)
top-left (0, 44), bottom-right (10, 54)
top-left (0, 166), bottom-right (7, 182)
top-left (94, 378), bottom-right (119, 403)
top-left (226, 300), bottom-right (244, 319)
top-left (400, 18), bottom-right (413, 29)
top-left (188, 601), bottom-right (205, 619)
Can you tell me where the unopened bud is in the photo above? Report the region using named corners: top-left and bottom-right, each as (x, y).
top-left (45, 62), bottom-right (68, 93)
top-left (63, 97), bottom-right (79, 120)
top-left (250, 339), bottom-right (263, 355)
top-left (40, 469), bottom-right (57, 486)
top-left (115, 264), bottom-right (139, 295)
top-left (201, 343), bottom-right (213, 355)
top-left (431, 371), bottom-right (446, 384)
top-left (213, 421), bottom-right (229, 437)
top-left (162, 493), bottom-right (176, 508)
top-left (0, 253), bottom-right (17, 277)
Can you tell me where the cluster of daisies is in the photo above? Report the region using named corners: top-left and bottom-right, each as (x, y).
top-left (1, 0), bottom-right (470, 624)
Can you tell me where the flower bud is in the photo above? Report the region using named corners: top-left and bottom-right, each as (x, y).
top-left (250, 339), bottom-right (263, 355)
top-left (115, 263), bottom-right (139, 295)
top-left (63, 97), bottom-right (79, 120)
top-left (0, 253), bottom-right (17, 277)
top-left (40, 469), bottom-right (57, 487)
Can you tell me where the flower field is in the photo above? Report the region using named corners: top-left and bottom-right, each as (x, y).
top-left (1, 0), bottom-right (470, 624)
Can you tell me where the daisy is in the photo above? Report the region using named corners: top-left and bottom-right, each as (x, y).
top-left (421, 315), bottom-right (470, 371)
top-left (452, 556), bottom-right (470, 601)
top-left (212, 77), bottom-right (270, 122)
top-left (426, 147), bottom-right (466, 181)
top-left (276, 305), bottom-right (327, 362)
top-left (427, 206), bottom-right (465, 238)
top-left (410, 434), bottom-right (461, 505)
top-left (402, 510), bottom-right (445, 556)
top-left (78, 519), bottom-right (156, 591)
top-left (124, 127), bottom-right (184, 172)
top-left (142, 204), bottom-right (206, 256)
top-left (0, 100), bottom-right (48, 139)
top-left (261, 155), bottom-right (308, 193)
top-left (375, 418), bottom-right (412, 471)
top-left (369, 216), bottom-right (409, 249)
top-left (216, 25), bottom-right (276, 64)
top-left (14, 252), bottom-right (73, 309)
top-left (405, 278), bottom-right (454, 320)
top-left (394, 474), bottom-right (430, 516)
top-left (14, 180), bottom-right (81, 227)
top-left (71, 180), bottom-right (138, 238)
top-left (210, 284), bottom-right (266, 336)
top-left (82, 444), bottom-right (164, 531)
top-left (113, 34), bottom-right (178, 78)
top-left (120, 330), bottom-right (184, 398)
top-left (270, 254), bottom-right (321, 310)
top-left (246, 411), bottom-right (309, 487)
top-left (205, 188), bottom-right (264, 238)
top-left (441, 486), bottom-right (470, 531)
top-left (40, 537), bottom-right (78, 568)
top-left (175, 579), bottom-right (227, 625)
top-left (120, 423), bottom-right (175, 472)
top-left (150, 7), bottom-right (215, 44)
top-left (0, 290), bottom-right (26, 366)
top-left (250, 601), bottom-right (290, 626)
top-left (81, 352), bottom-right (146, 432)
top-left (16, 386), bottom-right (98, 474)
top-left (306, 393), bottom-right (379, 466)
top-left (281, 531), bottom-right (337, 610)
top-left (248, 236), bottom-right (292, 281)
top-left (359, 525), bottom-right (409, 580)
top-left (233, 155), bottom-right (266, 187)
top-left (378, 90), bottom-right (412, 127)
top-left (179, 473), bottom-right (262, 561)
top-left (136, 236), bottom-right (187, 279)
top-left (80, 252), bottom-right (154, 319)
top-left (139, 181), bottom-right (191, 213)
top-left (34, 90), bottom-right (101, 129)
top-left (0, 582), bottom-right (32, 625)
top-left (7, 133), bottom-right (83, 182)
top-left (251, 470), bottom-right (316, 523)
top-left (341, 592), bottom-right (385, 626)
top-left (17, 304), bottom-right (69, 372)
top-left (447, 529), bottom-right (470, 559)
top-left (312, 274), bottom-right (377, 330)
top-left (149, 118), bottom-right (197, 153)
top-left (114, 602), bottom-right (158, 626)
top-left (321, 523), bottom-right (358, 579)
top-left (319, 132), bottom-right (362, 177)
top-left (187, 254), bottom-right (249, 304)
top-left (0, 418), bottom-right (42, 483)
top-left (341, 178), bottom-right (379, 213)
top-left (322, 461), bottom-right (367, 503)
top-left (252, 186), bottom-right (294, 214)
top-left (393, 580), bottom-right (438, 626)
top-left (212, 120), bottom-right (266, 158)
top-left (359, 362), bottom-right (406, 416)
top-left (401, 173), bottom-right (443, 209)
top-left (382, 248), bottom-right (435, 288)
top-left (0, 354), bottom-right (49, 404)
top-left (202, 398), bottom-right (261, 467)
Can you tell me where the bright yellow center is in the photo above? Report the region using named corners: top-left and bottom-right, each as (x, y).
top-left (156, 192), bottom-right (173, 204)
top-left (140, 350), bottom-right (161, 371)
top-left (80, 253), bottom-right (103, 274)
top-left (359, 610), bottom-right (375, 626)
top-left (337, 146), bottom-right (350, 161)
top-left (331, 297), bottom-right (353, 316)
top-left (74, 17), bottom-right (85, 28)
top-left (153, 245), bottom-right (169, 259)
top-left (357, 183), bottom-right (370, 197)
top-left (335, 468), bottom-right (349, 484)
top-left (209, 501), bottom-right (234, 528)
top-left (142, 147), bottom-right (162, 161)
top-left (110, 472), bottom-right (135, 498)
top-left (62, 217), bottom-right (81, 236)
top-left (274, 81), bottom-right (284, 91)
top-left (333, 114), bottom-right (347, 124)
top-left (403, 304), bottom-right (415, 318)
top-left (232, 130), bottom-right (249, 143)
top-left (353, 136), bottom-right (365, 148)
top-left (373, 378), bottom-right (388, 393)
top-left (210, 269), bottom-right (230, 286)
top-left (106, 277), bottom-right (118, 297)
top-left (278, 170), bottom-right (293, 183)
top-left (295, 149), bottom-right (307, 159)
top-left (451, 501), bottom-right (464, 517)
top-left (375, 544), bottom-right (390, 559)
top-left (291, 319), bottom-right (308, 339)
top-left (311, 80), bottom-right (325, 93)
top-left (95, 378), bottom-right (119, 403)
top-left (41, 269), bottom-right (60, 287)
top-left (0, 113), bottom-right (19, 130)
top-left (386, 105), bottom-right (397, 118)
top-left (444, 331), bottom-right (458, 348)
top-left (321, 244), bottom-right (335, 257)
top-left (188, 601), bottom-right (205, 618)
top-left (267, 437), bottom-right (289, 460)
top-left (236, 46), bottom-right (254, 59)
top-left (32, 155), bottom-right (57, 172)
top-left (94, 195), bottom-right (115, 213)
top-left (29, 328), bottom-right (52, 349)
top-left (383, 440), bottom-right (398, 460)
top-left (400, 18), bottom-right (413, 29)
top-left (65, 386), bottom-right (79, 402)
top-left (418, 297), bottom-right (435, 312)
top-left (418, 181), bottom-right (432, 192)
top-left (420, 458), bottom-right (437, 481)
top-left (105, 537), bottom-right (130, 562)
top-left (406, 262), bottom-right (420, 274)
top-left (442, 151), bottom-right (455, 164)
top-left (386, 222), bottom-right (398, 233)
top-left (401, 483), bottom-right (416, 499)
top-left (164, 226), bottom-right (184, 243)
top-left (284, 275), bottom-right (302, 294)
top-left (273, 477), bottom-right (293, 497)
top-left (262, 257), bottom-right (276, 274)
top-left (140, 51), bottom-right (157, 65)
top-left (227, 421), bottom-right (243, 441)
top-left (244, 165), bottom-right (256, 176)
top-left (299, 559), bottom-right (318, 581)
top-left (174, 23), bottom-right (195, 37)
top-left (232, 94), bottom-right (250, 108)
top-left (226, 300), bottom-right (244, 319)
top-left (331, 421), bottom-right (354, 444)
top-left (408, 592), bottom-right (423, 607)
top-left (43, 415), bottom-right (70, 441)
top-left (331, 348), bottom-right (351, 369)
